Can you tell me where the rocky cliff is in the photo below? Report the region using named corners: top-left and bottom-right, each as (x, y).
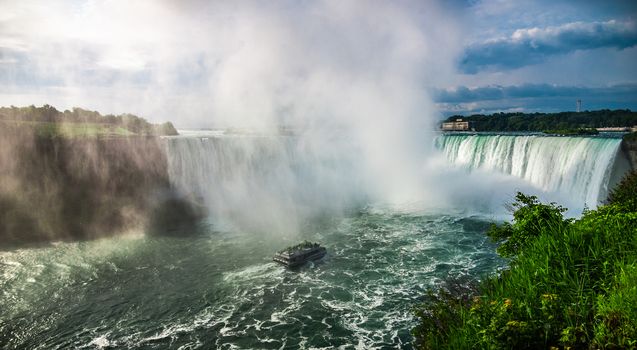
top-left (0, 126), bottom-right (200, 248)
top-left (621, 139), bottom-right (637, 171)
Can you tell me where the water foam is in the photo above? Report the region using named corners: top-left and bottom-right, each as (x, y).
top-left (164, 133), bottom-right (366, 233)
top-left (436, 134), bottom-right (622, 207)
top-left (1, 212), bottom-right (504, 349)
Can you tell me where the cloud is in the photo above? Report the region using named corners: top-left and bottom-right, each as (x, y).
top-left (0, 0), bottom-right (470, 208)
top-left (460, 20), bottom-right (637, 73)
top-left (0, 0), bottom-right (462, 129)
top-left (434, 83), bottom-right (637, 115)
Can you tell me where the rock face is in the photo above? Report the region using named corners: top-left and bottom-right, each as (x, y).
top-left (621, 139), bottom-right (637, 171)
top-left (0, 126), bottom-right (200, 247)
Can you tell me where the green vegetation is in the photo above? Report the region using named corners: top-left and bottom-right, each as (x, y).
top-left (413, 171), bottom-right (637, 349)
top-left (444, 109), bottom-right (637, 132)
top-left (624, 131), bottom-right (637, 142)
top-left (542, 128), bottom-right (599, 136)
top-left (0, 104), bottom-right (178, 137)
top-left (606, 170), bottom-right (637, 213)
top-left (486, 193), bottom-right (570, 258)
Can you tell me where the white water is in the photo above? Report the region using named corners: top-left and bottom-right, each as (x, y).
top-left (164, 132), bottom-right (623, 228)
top-left (164, 132), bottom-right (367, 233)
top-left (436, 134), bottom-right (622, 207)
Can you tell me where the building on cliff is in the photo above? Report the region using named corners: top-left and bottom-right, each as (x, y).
top-left (441, 119), bottom-right (475, 131)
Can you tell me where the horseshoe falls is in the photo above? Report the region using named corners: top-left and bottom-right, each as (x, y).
top-left (435, 134), bottom-right (624, 207)
top-left (164, 134), bottom-right (368, 232)
top-left (1, 132), bottom-right (629, 349)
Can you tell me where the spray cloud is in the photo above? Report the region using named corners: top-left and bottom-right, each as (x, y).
top-left (1, 1), bottom-right (473, 233)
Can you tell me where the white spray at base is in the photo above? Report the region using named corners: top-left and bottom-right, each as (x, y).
top-left (164, 132), bottom-right (623, 231)
top-left (165, 133), bottom-right (368, 233)
top-left (156, 1), bottom-right (463, 232)
top-left (435, 134), bottom-right (623, 210)
top-left (154, 1), bottom-right (621, 229)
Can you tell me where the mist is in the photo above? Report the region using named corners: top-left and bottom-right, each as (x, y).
top-left (3, 1), bottom-right (613, 237)
top-left (3, 0), bottom-right (592, 234)
top-left (137, 1), bottom-right (468, 232)
top-left (1, 1), bottom-right (577, 234)
top-left (0, 1), bottom-right (463, 124)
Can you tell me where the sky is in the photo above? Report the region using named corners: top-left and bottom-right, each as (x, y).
top-left (0, 0), bottom-right (636, 126)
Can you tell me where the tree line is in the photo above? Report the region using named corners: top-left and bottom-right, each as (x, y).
top-left (0, 104), bottom-right (178, 136)
top-left (444, 109), bottom-right (637, 132)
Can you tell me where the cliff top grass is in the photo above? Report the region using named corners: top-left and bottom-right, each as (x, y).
top-left (0, 104), bottom-right (178, 138)
top-left (0, 120), bottom-right (135, 138)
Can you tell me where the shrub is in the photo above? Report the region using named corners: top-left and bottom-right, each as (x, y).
top-left (623, 131), bottom-right (637, 142)
top-left (414, 184), bottom-right (637, 349)
top-left (153, 122), bottom-right (179, 136)
top-left (487, 192), bottom-right (569, 257)
top-left (593, 263), bottom-right (637, 348)
top-left (412, 279), bottom-right (478, 349)
top-left (606, 171), bottom-right (637, 212)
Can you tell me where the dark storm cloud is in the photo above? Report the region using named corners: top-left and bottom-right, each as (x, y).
top-left (459, 20), bottom-right (637, 73)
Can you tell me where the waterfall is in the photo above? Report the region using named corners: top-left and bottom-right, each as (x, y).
top-left (163, 133), bottom-right (366, 231)
top-left (436, 134), bottom-right (622, 206)
top-left (164, 132), bottom-right (623, 223)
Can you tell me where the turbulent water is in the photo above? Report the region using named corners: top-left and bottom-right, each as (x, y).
top-left (0, 211), bottom-right (503, 349)
top-left (436, 134), bottom-right (622, 207)
top-left (1, 132), bottom-right (624, 349)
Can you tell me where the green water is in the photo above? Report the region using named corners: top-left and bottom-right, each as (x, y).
top-left (0, 209), bottom-right (504, 349)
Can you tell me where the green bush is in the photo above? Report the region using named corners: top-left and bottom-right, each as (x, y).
top-left (593, 263), bottom-right (637, 348)
top-left (414, 181), bottom-right (637, 349)
top-left (487, 192), bottom-right (569, 257)
top-left (412, 279), bottom-right (478, 349)
top-left (607, 171), bottom-right (637, 212)
top-left (442, 109), bottom-right (637, 132)
top-left (153, 121), bottom-right (179, 136)
top-left (623, 132), bottom-right (637, 142)
top-left (542, 128), bottom-right (599, 135)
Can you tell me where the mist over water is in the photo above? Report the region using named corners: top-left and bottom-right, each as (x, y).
top-left (165, 132), bottom-right (366, 234)
top-left (163, 131), bottom-right (626, 236)
top-left (435, 134), bottom-right (623, 212)
top-left (149, 1), bottom-right (460, 231)
top-left (1, 130), bottom-right (626, 348)
top-left (0, 211), bottom-right (505, 349)
top-left (1, 1), bottom-right (633, 349)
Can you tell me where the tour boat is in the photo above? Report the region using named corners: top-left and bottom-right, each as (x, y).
top-left (273, 241), bottom-right (327, 267)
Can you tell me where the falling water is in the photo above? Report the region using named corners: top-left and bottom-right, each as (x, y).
top-left (435, 134), bottom-right (622, 207)
top-left (164, 132), bottom-right (367, 232)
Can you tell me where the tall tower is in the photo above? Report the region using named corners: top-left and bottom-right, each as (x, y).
top-left (577, 99), bottom-right (582, 113)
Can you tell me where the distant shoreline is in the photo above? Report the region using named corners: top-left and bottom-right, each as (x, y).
top-left (441, 109), bottom-right (637, 133)
top-left (438, 130), bottom-right (627, 138)
top-left (0, 104), bottom-right (178, 138)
